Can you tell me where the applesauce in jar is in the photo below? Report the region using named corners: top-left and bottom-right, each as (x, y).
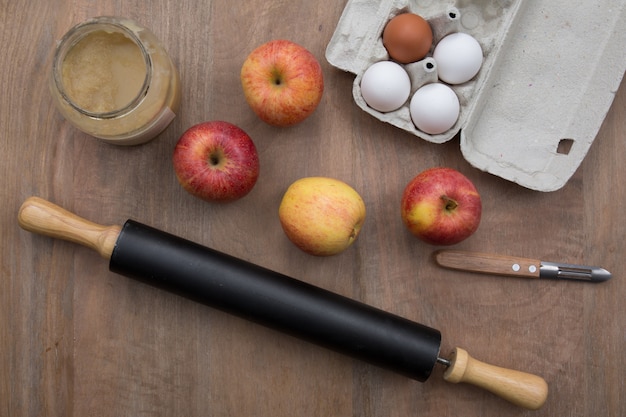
top-left (50, 16), bottom-right (181, 145)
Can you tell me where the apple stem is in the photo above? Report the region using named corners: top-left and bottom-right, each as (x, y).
top-left (208, 149), bottom-right (224, 167)
top-left (271, 69), bottom-right (283, 86)
top-left (441, 195), bottom-right (458, 211)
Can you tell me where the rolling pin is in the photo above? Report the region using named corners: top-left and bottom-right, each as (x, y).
top-left (18, 196), bottom-right (548, 410)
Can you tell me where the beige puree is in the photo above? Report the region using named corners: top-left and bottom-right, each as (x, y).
top-left (51, 17), bottom-right (180, 145)
top-left (62, 30), bottom-right (147, 113)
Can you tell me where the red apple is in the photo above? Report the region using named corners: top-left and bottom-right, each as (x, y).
top-left (401, 167), bottom-right (481, 245)
top-left (173, 121), bottom-right (259, 202)
top-left (240, 39), bottom-right (324, 126)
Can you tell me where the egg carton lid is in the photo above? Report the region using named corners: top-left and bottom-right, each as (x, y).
top-left (326, 0), bottom-right (626, 191)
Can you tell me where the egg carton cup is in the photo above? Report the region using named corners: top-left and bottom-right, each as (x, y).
top-left (326, 0), bottom-right (626, 191)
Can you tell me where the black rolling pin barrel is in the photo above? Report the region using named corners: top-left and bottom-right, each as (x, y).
top-left (111, 220), bottom-right (442, 381)
top-left (17, 197), bottom-right (548, 410)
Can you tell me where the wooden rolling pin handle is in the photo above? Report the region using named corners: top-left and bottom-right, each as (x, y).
top-left (443, 347), bottom-right (548, 410)
top-left (18, 196), bottom-right (121, 259)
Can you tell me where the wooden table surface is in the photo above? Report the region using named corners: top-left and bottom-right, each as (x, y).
top-left (2, 1), bottom-right (624, 416)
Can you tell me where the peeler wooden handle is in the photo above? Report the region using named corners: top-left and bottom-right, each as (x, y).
top-left (434, 250), bottom-right (541, 278)
top-left (443, 348), bottom-right (548, 410)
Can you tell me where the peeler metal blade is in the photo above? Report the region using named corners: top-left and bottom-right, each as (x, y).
top-left (539, 261), bottom-right (611, 282)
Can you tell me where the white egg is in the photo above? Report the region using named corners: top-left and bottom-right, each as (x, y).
top-left (360, 61), bottom-right (411, 113)
top-left (433, 32), bottom-right (483, 85)
top-left (410, 83), bottom-right (460, 134)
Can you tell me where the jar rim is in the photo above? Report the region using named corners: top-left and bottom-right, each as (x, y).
top-left (52, 16), bottom-right (152, 119)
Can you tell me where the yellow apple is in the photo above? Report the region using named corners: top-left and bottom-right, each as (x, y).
top-left (278, 177), bottom-right (366, 256)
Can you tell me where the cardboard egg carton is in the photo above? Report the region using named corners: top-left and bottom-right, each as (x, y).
top-left (326, 0), bottom-right (626, 191)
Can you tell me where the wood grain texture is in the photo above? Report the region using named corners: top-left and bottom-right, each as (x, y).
top-left (1, 1), bottom-right (624, 416)
top-left (434, 250), bottom-right (542, 278)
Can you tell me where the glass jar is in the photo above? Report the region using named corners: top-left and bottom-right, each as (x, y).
top-left (50, 16), bottom-right (181, 145)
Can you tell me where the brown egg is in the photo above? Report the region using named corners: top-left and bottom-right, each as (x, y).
top-left (382, 13), bottom-right (433, 64)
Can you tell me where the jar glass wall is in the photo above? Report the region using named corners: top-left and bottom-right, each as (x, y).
top-left (50, 16), bottom-right (181, 145)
